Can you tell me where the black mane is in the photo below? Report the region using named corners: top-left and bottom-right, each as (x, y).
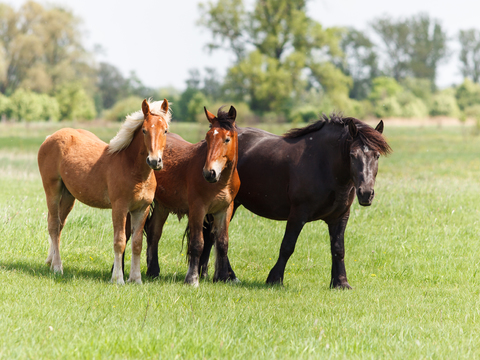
top-left (283, 113), bottom-right (391, 155)
top-left (214, 107), bottom-right (237, 131)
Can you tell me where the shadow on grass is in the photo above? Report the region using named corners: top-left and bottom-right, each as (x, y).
top-left (148, 271), bottom-right (280, 290)
top-left (1, 261), bottom-right (285, 291)
top-left (1, 260), bottom-right (119, 283)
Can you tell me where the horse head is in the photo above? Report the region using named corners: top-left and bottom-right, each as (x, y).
top-left (202, 106), bottom-right (238, 183)
top-left (141, 99), bottom-right (169, 170)
top-left (348, 120), bottom-right (386, 206)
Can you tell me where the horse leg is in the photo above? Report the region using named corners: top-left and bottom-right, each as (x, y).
top-left (127, 206), bottom-right (150, 284)
top-left (328, 212), bottom-right (352, 289)
top-left (199, 203), bottom-right (239, 280)
top-left (145, 203), bottom-right (169, 278)
top-left (211, 209), bottom-right (230, 282)
top-left (266, 209), bottom-right (306, 285)
top-left (184, 207), bottom-right (206, 287)
top-left (111, 213), bottom-right (131, 276)
top-left (111, 207), bottom-right (128, 285)
top-left (198, 215), bottom-right (214, 278)
top-left (45, 181), bottom-right (75, 274)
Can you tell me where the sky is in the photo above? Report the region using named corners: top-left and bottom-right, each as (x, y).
top-left (5, 0), bottom-right (480, 90)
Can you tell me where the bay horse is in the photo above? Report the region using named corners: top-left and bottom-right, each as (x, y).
top-left (140, 106), bottom-right (240, 286)
top-left (37, 99), bottom-right (171, 284)
top-left (146, 114), bottom-right (391, 288)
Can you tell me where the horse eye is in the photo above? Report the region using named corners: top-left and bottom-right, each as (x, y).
top-left (142, 128), bottom-right (146, 134)
top-left (164, 129), bottom-right (168, 134)
top-left (225, 138), bottom-right (231, 143)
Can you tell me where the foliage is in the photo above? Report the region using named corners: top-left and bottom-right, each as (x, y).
top-left (459, 29), bottom-right (480, 83)
top-left (0, 1), bottom-right (93, 95)
top-left (338, 28), bottom-right (380, 100)
top-left (368, 77), bottom-right (403, 103)
top-left (371, 13), bottom-right (448, 86)
top-left (103, 95), bottom-right (144, 122)
top-left (199, 0), bottom-right (349, 113)
top-left (5, 88), bottom-right (59, 121)
top-left (455, 78), bottom-right (480, 111)
top-left (187, 91), bottom-right (210, 122)
top-left (430, 88), bottom-right (460, 117)
top-left (55, 83), bottom-right (96, 121)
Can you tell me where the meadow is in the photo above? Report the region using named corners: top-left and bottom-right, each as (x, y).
top-left (1, 119), bottom-right (480, 359)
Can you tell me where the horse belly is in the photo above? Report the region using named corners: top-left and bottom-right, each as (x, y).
top-left (59, 146), bottom-right (111, 209)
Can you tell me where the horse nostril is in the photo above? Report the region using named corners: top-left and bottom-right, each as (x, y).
top-left (210, 170), bottom-right (216, 179)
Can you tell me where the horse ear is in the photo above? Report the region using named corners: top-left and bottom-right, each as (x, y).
top-left (204, 107), bottom-right (216, 123)
top-left (348, 120), bottom-right (358, 138)
top-left (375, 120), bottom-right (384, 134)
top-left (228, 106), bottom-right (237, 120)
top-left (161, 98), bottom-right (169, 113)
top-left (142, 99), bottom-right (150, 117)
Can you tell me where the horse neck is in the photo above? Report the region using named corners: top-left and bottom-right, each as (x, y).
top-left (123, 128), bottom-right (152, 180)
top-left (320, 129), bottom-right (354, 186)
top-left (223, 132), bottom-right (239, 183)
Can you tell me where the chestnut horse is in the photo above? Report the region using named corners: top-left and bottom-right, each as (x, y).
top-left (136, 106), bottom-right (240, 286)
top-left (38, 99), bottom-right (171, 284)
top-left (146, 115), bottom-right (391, 288)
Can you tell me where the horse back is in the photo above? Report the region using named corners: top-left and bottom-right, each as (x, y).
top-left (38, 128), bottom-right (112, 208)
top-left (235, 127), bottom-right (353, 222)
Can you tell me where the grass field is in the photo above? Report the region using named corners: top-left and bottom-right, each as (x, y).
top-left (1, 120), bottom-right (480, 359)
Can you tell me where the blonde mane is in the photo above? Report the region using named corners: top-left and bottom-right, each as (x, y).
top-left (107, 100), bottom-right (172, 154)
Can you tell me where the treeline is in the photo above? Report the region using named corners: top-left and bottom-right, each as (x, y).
top-left (1, 0), bottom-right (480, 123)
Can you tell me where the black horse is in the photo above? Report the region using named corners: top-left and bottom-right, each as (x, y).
top-left (145, 114), bottom-right (391, 288)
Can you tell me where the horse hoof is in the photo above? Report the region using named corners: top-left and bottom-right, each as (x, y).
top-left (127, 278), bottom-right (142, 284)
top-left (332, 283), bottom-right (353, 290)
top-left (184, 278), bottom-right (199, 287)
top-left (266, 275), bottom-right (283, 285)
top-left (111, 277), bottom-right (125, 285)
top-left (51, 264), bottom-right (63, 274)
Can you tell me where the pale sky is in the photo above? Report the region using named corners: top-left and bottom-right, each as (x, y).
top-left (5, 0), bottom-right (480, 89)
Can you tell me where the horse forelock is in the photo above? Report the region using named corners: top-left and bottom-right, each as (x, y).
top-left (210, 107), bottom-right (236, 131)
top-left (346, 118), bottom-right (392, 156)
top-left (107, 100), bottom-right (172, 154)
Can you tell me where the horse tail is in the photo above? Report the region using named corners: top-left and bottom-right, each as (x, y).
top-left (143, 201), bottom-right (156, 237)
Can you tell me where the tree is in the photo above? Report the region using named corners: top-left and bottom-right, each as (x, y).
top-left (96, 62), bottom-right (128, 110)
top-left (0, 1), bottom-right (94, 95)
top-left (199, 0), bottom-right (349, 113)
top-left (338, 28), bottom-right (379, 100)
top-left (371, 14), bottom-right (448, 87)
top-left (459, 29), bottom-right (480, 83)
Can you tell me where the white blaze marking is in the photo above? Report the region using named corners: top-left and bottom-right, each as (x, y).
top-left (213, 130), bottom-right (219, 136)
top-left (363, 145), bottom-right (370, 153)
top-left (151, 124), bottom-right (155, 128)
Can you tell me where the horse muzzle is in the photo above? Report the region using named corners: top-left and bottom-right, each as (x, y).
top-left (146, 156), bottom-right (163, 170)
top-left (357, 188), bottom-right (374, 206)
top-left (203, 168), bottom-right (219, 183)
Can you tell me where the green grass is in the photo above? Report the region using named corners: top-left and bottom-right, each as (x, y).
top-left (1, 121), bottom-right (480, 359)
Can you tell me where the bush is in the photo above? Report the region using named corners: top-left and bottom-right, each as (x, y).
top-left (55, 83), bottom-right (96, 121)
top-left (430, 90), bottom-right (460, 117)
top-left (8, 89), bottom-right (44, 121)
top-left (38, 94), bottom-right (60, 121)
top-left (187, 92), bottom-right (210, 122)
top-left (103, 96), bottom-right (144, 122)
top-left (455, 79), bottom-right (480, 111)
top-left (373, 96), bottom-right (402, 118)
top-left (430, 89), bottom-right (460, 118)
top-left (369, 77), bottom-right (403, 103)
top-left (0, 93), bottom-right (11, 120)
top-left (397, 92), bottom-right (429, 118)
